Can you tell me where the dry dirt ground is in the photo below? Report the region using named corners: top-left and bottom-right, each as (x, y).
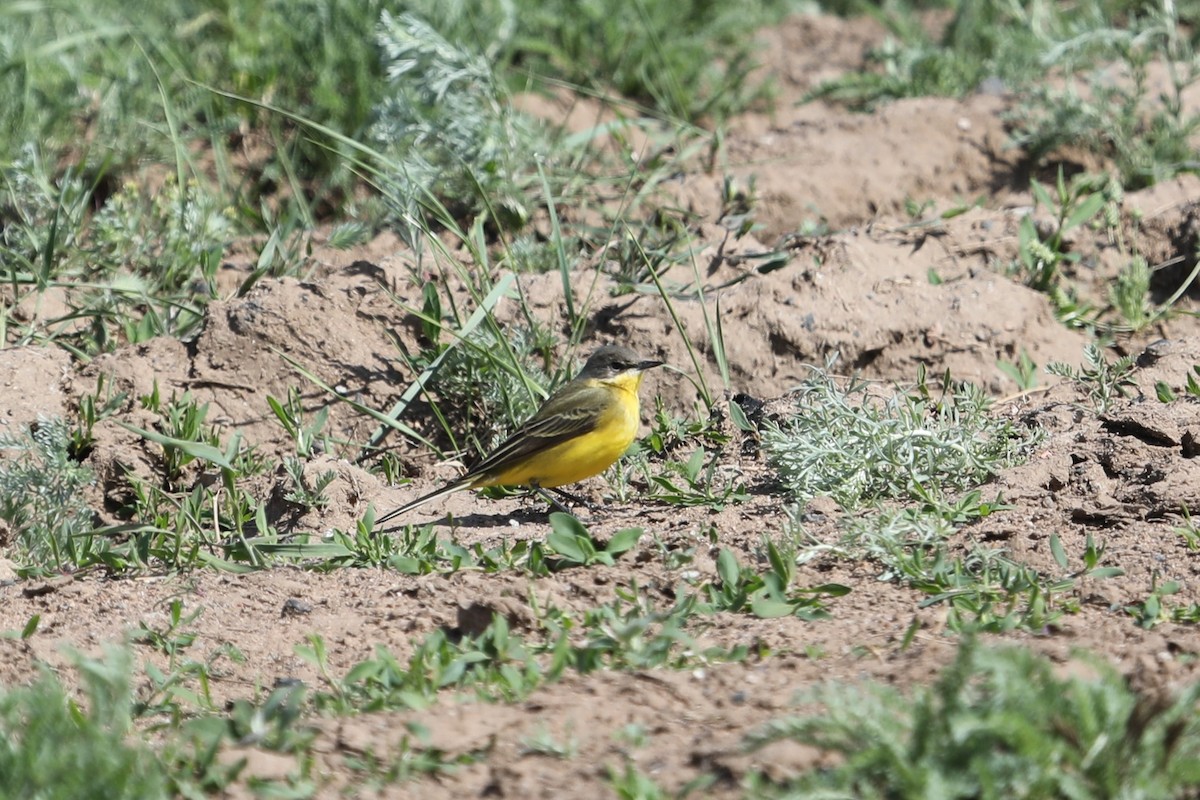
top-left (4, 12), bottom-right (1200, 798)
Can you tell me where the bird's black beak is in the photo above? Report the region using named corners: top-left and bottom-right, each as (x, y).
top-left (638, 359), bottom-right (665, 371)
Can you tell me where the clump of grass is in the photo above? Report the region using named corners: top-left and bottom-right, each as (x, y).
top-left (417, 324), bottom-right (556, 457)
top-left (0, 647), bottom-right (169, 799)
top-left (807, 0), bottom-right (1088, 108)
top-left (766, 367), bottom-right (1087, 633)
top-left (814, 2), bottom-right (1200, 190)
top-left (0, 417), bottom-right (98, 573)
top-left (762, 367), bottom-right (1037, 511)
top-left (1, 156), bottom-right (232, 354)
top-left (1012, 169), bottom-right (1115, 296)
top-left (506, 0), bottom-right (787, 122)
top-left (502, 233), bottom-right (588, 275)
top-left (403, 0), bottom-right (789, 123)
top-left (1009, 3), bottom-right (1200, 189)
top-left (1005, 168), bottom-right (1194, 335)
top-left (1048, 343), bottom-right (1137, 414)
top-left (370, 11), bottom-right (551, 238)
top-left (0, 0), bottom-right (390, 214)
top-left (746, 641), bottom-right (1200, 798)
top-left (1110, 254), bottom-right (1153, 330)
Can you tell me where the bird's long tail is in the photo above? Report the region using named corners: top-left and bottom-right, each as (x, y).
top-left (374, 477), bottom-right (473, 529)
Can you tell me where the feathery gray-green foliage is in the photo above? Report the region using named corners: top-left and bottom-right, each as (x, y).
top-left (746, 642), bottom-right (1200, 798)
top-left (0, 417), bottom-right (96, 570)
top-left (763, 369), bottom-right (1038, 510)
top-left (371, 11), bottom-right (549, 239)
top-left (0, 647), bottom-right (168, 799)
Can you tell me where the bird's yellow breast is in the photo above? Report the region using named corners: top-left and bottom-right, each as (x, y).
top-left (486, 373), bottom-right (643, 489)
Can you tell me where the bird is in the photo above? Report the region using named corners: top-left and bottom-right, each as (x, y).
top-left (375, 344), bottom-right (663, 526)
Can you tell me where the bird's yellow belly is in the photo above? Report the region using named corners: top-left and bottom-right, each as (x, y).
top-left (488, 389), bottom-right (639, 488)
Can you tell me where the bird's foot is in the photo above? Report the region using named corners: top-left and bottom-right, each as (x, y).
top-left (531, 486), bottom-right (594, 514)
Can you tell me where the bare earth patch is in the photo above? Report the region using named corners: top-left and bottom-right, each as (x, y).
top-left (4, 11), bottom-right (1200, 796)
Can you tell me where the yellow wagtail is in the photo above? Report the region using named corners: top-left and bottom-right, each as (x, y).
top-left (376, 344), bottom-right (663, 524)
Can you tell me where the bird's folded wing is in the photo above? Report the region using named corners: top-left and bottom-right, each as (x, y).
top-left (467, 385), bottom-right (608, 478)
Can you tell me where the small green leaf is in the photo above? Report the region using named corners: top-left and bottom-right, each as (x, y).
top-left (1186, 371), bottom-right (1200, 397)
top-left (547, 512), bottom-right (586, 537)
top-left (940, 197), bottom-right (983, 220)
top-left (546, 533), bottom-right (589, 564)
top-left (266, 395), bottom-right (288, 426)
top-left (766, 540), bottom-right (792, 584)
top-left (605, 527), bottom-right (643, 556)
top-left (1138, 595), bottom-right (1161, 629)
top-left (1063, 192), bottom-right (1106, 231)
top-left (344, 660), bottom-right (382, 684)
top-left (1030, 180), bottom-right (1054, 210)
top-left (728, 399), bottom-right (753, 431)
top-left (117, 420), bottom-right (236, 469)
top-left (1049, 534), bottom-right (1068, 570)
top-left (421, 281), bottom-right (443, 342)
top-left (900, 616), bottom-right (920, 650)
top-left (21, 614), bottom-right (40, 639)
top-left (716, 548), bottom-right (740, 587)
top-left (1156, 380), bottom-right (1176, 403)
top-left (251, 542), bottom-right (354, 558)
top-left (389, 556), bottom-right (423, 574)
top-left (438, 658), bottom-right (469, 687)
top-left (760, 573), bottom-right (786, 599)
top-left (547, 513), bottom-right (591, 563)
top-left (491, 614), bottom-right (509, 648)
top-left (802, 583), bottom-right (852, 597)
top-left (750, 597), bottom-right (796, 618)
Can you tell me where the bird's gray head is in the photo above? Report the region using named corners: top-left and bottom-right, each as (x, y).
top-left (578, 345), bottom-right (664, 379)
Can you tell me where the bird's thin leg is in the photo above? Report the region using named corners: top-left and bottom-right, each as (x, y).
top-left (548, 486), bottom-right (596, 511)
top-left (531, 485), bottom-right (573, 514)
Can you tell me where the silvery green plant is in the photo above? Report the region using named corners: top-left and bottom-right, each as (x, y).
top-left (371, 11), bottom-right (545, 241)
